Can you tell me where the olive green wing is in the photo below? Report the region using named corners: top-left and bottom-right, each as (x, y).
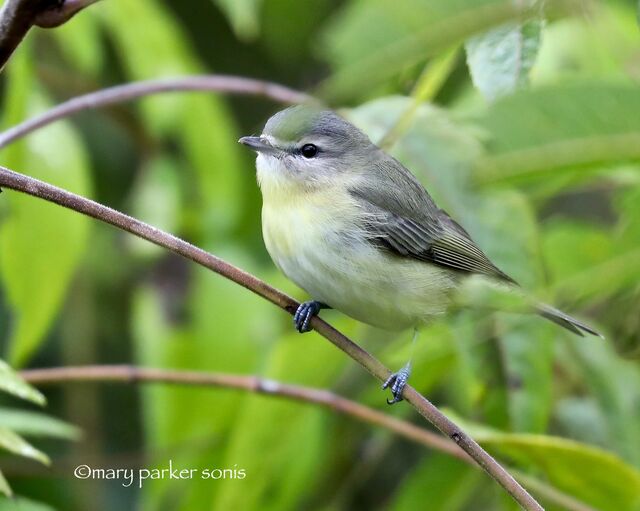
top-left (359, 201), bottom-right (516, 284)
top-left (349, 156), bottom-right (515, 283)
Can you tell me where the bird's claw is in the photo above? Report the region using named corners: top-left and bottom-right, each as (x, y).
top-left (382, 362), bottom-right (412, 405)
top-left (293, 301), bottom-right (323, 333)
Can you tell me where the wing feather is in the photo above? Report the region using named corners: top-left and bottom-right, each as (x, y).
top-left (349, 154), bottom-right (515, 283)
top-left (366, 210), bottom-right (516, 283)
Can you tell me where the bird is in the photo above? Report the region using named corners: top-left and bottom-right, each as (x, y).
top-left (239, 105), bottom-right (602, 404)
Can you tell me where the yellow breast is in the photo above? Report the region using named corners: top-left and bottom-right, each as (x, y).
top-left (262, 186), bottom-right (350, 261)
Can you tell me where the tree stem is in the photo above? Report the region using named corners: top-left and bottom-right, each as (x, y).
top-left (0, 0), bottom-right (101, 71)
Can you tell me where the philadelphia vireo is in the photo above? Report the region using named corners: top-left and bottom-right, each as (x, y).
top-left (240, 106), bottom-right (601, 404)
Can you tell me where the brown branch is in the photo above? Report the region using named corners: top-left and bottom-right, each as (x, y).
top-left (20, 365), bottom-right (595, 511)
top-left (22, 365), bottom-right (466, 460)
top-left (0, 75), bottom-right (314, 149)
top-left (33, 0), bottom-right (100, 28)
top-left (0, 165), bottom-right (542, 511)
top-left (0, 0), bottom-right (99, 71)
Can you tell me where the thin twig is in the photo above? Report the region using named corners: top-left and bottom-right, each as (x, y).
top-left (0, 166), bottom-right (542, 511)
top-left (20, 364), bottom-right (595, 511)
top-left (21, 365), bottom-right (466, 460)
top-left (0, 0), bottom-right (100, 71)
top-left (0, 75), bottom-right (314, 149)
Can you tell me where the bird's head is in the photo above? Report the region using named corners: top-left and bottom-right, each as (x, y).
top-left (239, 105), bottom-right (375, 195)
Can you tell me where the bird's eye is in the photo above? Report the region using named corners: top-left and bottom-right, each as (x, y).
top-left (300, 144), bottom-right (318, 158)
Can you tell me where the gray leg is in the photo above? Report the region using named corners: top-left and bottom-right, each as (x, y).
top-left (293, 301), bottom-right (330, 333)
top-left (382, 361), bottom-right (412, 404)
top-left (382, 328), bottom-right (419, 404)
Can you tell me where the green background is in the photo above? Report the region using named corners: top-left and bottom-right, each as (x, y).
top-left (0, 0), bottom-right (639, 510)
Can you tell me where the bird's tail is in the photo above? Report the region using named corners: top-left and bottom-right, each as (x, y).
top-left (537, 303), bottom-right (603, 338)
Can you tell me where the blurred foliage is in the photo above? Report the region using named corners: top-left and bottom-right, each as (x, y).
top-left (465, 6), bottom-right (543, 101)
top-left (0, 360), bottom-right (57, 496)
top-left (0, 46), bottom-right (91, 367)
top-left (0, 0), bottom-right (639, 510)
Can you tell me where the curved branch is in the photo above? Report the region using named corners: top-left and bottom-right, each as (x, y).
top-left (0, 166), bottom-right (542, 511)
top-left (0, 0), bottom-right (100, 71)
top-left (21, 365), bottom-right (465, 460)
top-left (20, 364), bottom-right (595, 511)
top-left (0, 75), bottom-right (314, 149)
top-left (0, 0), bottom-right (50, 70)
top-left (33, 0), bottom-right (101, 28)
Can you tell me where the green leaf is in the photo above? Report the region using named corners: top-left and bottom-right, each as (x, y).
top-left (0, 428), bottom-right (50, 466)
top-left (212, 0), bottom-right (262, 41)
top-left (476, 433), bottom-right (640, 511)
top-left (318, 0), bottom-right (548, 101)
top-left (465, 17), bottom-right (542, 101)
top-left (0, 48), bottom-right (91, 366)
top-left (0, 470), bottom-right (11, 498)
top-left (0, 496), bottom-right (58, 511)
top-left (445, 411), bottom-right (640, 511)
top-left (0, 408), bottom-right (80, 440)
top-left (475, 83), bottom-right (640, 184)
top-left (0, 360), bottom-right (45, 405)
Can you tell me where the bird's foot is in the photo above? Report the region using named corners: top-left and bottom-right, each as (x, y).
top-left (293, 301), bottom-right (327, 333)
top-left (382, 362), bottom-right (412, 405)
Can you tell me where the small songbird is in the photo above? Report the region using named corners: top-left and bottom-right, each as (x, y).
top-left (239, 106), bottom-right (601, 404)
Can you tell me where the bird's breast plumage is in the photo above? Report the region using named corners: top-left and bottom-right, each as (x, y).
top-left (260, 179), bottom-right (457, 331)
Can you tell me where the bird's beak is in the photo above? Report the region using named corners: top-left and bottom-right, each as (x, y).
top-left (238, 136), bottom-right (276, 154)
